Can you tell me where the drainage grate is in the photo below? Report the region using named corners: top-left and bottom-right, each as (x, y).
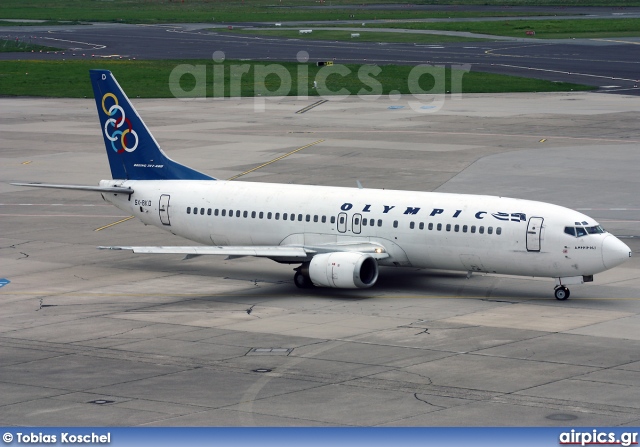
top-left (247, 347), bottom-right (293, 356)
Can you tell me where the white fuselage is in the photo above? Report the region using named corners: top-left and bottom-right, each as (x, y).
top-left (100, 179), bottom-right (631, 280)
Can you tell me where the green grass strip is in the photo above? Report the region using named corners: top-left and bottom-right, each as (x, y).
top-left (0, 0), bottom-right (572, 24)
top-left (0, 59), bottom-right (594, 98)
top-left (361, 18), bottom-right (640, 39)
top-left (0, 39), bottom-right (61, 53)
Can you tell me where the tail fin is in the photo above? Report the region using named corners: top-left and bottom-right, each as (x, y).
top-left (89, 69), bottom-right (215, 181)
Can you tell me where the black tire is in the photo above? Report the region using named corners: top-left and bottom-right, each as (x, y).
top-left (555, 287), bottom-right (570, 300)
top-left (294, 271), bottom-right (312, 289)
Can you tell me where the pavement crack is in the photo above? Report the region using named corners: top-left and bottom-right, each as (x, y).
top-left (414, 392), bottom-right (445, 409)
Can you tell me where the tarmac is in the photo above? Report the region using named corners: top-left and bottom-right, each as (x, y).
top-left (2, 22), bottom-right (640, 94)
top-left (1, 90), bottom-right (640, 426)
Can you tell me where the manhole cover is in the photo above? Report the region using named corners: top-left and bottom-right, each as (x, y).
top-left (88, 399), bottom-right (115, 405)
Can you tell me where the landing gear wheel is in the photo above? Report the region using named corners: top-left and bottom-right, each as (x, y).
top-left (294, 271), bottom-right (313, 289)
top-left (554, 286), bottom-right (570, 300)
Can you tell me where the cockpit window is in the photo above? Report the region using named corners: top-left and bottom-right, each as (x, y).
top-left (566, 225), bottom-right (606, 237)
top-left (586, 225), bottom-right (606, 234)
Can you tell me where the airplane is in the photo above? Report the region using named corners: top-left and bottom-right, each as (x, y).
top-left (12, 69), bottom-right (632, 300)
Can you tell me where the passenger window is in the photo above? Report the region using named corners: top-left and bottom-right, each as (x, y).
top-left (236, 210), bottom-right (240, 217)
top-left (362, 219), bottom-right (367, 226)
top-left (187, 207), bottom-right (191, 214)
top-left (228, 209), bottom-right (233, 217)
top-left (200, 208), bottom-right (205, 215)
top-left (275, 213), bottom-right (280, 220)
top-left (471, 226), bottom-right (476, 233)
top-left (446, 224), bottom-right (451, 232)
top-left (378, 219), bottom-right (382, 227)
top-left (194, 207), bottom-right (198, 214)
top-left (370, 219), bottom-right (374, 226)
top-left (488, 227), bottom-right (493, 235)
top-left (207, 208), bottom-right (212, 216)
top-left (291, 214), bottom-right (295, 221)
top-left (214, 209), bottom-right (219, 216)
top-left (576, 227), bottom-right (587, 237)
top-left (283, 213), bottom-right (287, 220)
top-left (251, 211), bottom-right (256, 218)
top-left (259, 212), bottom-right (264, 219)
top-left (243, 211), bottom-right (248, 218)
top-left (322, 216), bottom-right (327, 223)
top-left (496, 227), bottom-right (502, 235)
top-left (221, 209), bottom-right (226, 217)
top-left (409, 222), bottom-right (415, 229)
top-left (437, 223), bottom-right (442, 231)
top-left (305, 214), bottom-right (310, 222)
top-left (454, 225), bottom-right (459, 232)
top-left (393, 220), bottom-right (398, 228)
top-left (479, 226), bottom-right (485, 234)
top-left (314, 215), bottom-right (318, 223)
top-left (428, 223), bottom-right (433, 230)
top-left (267, 212), bottom-right (272, 219)
top-left (419, 222), bottom-right (424, 230)
top-left (463, 225), bottom-right (468, 233)
top-left (298, 214), bottom-right (303, 221)
top-left (331, 216), bottom-right (336, 224)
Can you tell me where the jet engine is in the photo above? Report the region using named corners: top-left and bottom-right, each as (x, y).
top-left (308, 252), bottom-right (379, 288)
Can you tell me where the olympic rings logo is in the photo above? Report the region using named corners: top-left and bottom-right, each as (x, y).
top-left (102, 93), bottom-right (138, 153)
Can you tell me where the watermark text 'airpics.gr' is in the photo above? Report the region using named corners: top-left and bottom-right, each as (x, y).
top-left (168, 51), bottom-right (471, 112)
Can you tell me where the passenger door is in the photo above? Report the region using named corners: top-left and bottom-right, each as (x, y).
top-left (159, 194), bottom-right (171, 226)
top-left (526, 217), bottom-right (544, 252)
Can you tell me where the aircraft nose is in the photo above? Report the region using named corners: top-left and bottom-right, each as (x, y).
top-left (602, 235), bottom-right (632, 269)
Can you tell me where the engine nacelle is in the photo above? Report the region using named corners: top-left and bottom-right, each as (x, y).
top-left (308, 252), bottom-right (379, 288)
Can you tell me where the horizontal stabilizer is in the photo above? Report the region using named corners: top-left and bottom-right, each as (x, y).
top-left (11, 182), bottom-right (133, 193)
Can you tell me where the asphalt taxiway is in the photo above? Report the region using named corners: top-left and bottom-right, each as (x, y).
top-left (2, 21), bottom-right (640, 94)
top-left (1, 90), bottom-right (640, 426)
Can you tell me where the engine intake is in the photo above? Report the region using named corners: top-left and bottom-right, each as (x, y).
top-left (309, 252), bottom-right (379, 288)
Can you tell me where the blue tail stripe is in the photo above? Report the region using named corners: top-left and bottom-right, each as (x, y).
top-left (89, 69), bottom-right (215, 181)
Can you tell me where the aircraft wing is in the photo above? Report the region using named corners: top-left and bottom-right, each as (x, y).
top-left (99, 245), bottom-right (310, 258)
top-left (11, 182), bottom-right (133, 194)
top-left (98, 242), bottom-right (389, 260)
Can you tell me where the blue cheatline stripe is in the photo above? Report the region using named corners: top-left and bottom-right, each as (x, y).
top-left (0, 278), bottom-right (10, 288)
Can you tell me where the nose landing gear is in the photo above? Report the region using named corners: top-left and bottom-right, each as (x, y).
top-left (554, 286), bottom-right (570, 300)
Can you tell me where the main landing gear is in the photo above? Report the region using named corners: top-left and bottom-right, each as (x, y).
top-left (554, 286), bottom-right (570, 301)
top-left (294, 265), bottom-right (314, 289)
